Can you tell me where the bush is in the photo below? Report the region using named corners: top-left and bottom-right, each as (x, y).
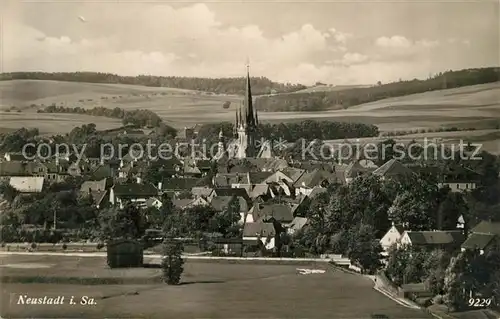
top-left (31, 242), bottom-right (37, 249)
top-left (97, 243), bottom-right (104, 250)
top-left (62, 243), bottom-right (67, 250)
top-left (161, 239), bottom-right (184, 285)
top-left (432, 294), bottom-right (444, 305)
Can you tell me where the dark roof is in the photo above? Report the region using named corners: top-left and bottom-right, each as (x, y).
top-left (293, 169), bottom-right (334, 188)
top-left (0, 161), bottom-right (30, 176)
top-left (248, 171), bottom-right (273, 184)
top-left (470, 221), bottom-right (500, 236)
top-left (440, 166), bottom-right (481, 183)
top-left (80, 179), bottom-right (107, 192)
top-left (196, 160), bottom-right (212, 170)
top-left (373, 159), bottom-right (413, 178)
top-left (242, 222), bottom-right (276, 238)
top-left (87, 190), bottom-right (108, 206)
top-left (280, 167), bottom-right (306, 182)
top-left (260, 204), bottom-right (294, 223)
top-left (172, 199), bottom-right (195, 209)
top-left (90, 164), bottom-right (115, 179)
top-left (296, 161), bottom-right (335, 173)
top-left (246, 158), bottom-right (288, 171)
top-left (210, 196), bottom-right (233, 211)
top-left (5, 153), bottom-right (27, 161)
top-left (212, 187), bottom-right (250, 200)
top-left (405, 231), bottom-right (465, 245)
top-left (461, 233), bottom-right (497, 250)
top-left (214, 173), bottom-right (250, 186)
top-left (251, 203), bottom-right (294, 223)
top-left (113, 183), bottom-right (158, 197)
top-left (210, 194), bottom-right (248, 212)
top-left (160, 178), bottom-right (200, 191)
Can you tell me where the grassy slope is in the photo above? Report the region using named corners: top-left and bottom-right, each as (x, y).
top-left (0, 255), bottom-right (430, 319)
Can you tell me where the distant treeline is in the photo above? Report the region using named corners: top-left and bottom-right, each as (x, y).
top-left (197, 120), bottom-right (379, 142)
top-left (255, 67), bottom-right (500, 112)
top-left (38, 104), bottom-right (164, 128)
top-left (0, 72), bottom-right (307, 95)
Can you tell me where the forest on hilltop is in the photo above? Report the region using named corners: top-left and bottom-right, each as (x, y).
top-left (0, 72), bottom-right (307, 96)
top-left (255, 67), bottom-right (500, 112)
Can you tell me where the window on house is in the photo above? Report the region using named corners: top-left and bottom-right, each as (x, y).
top-left (465, 184), bottom-right (468, 189)
top-left (456, 184), bottom-right (460, 189)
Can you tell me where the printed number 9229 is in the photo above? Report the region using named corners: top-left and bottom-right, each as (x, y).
top-left (468, 298), bottom-right (492, 307)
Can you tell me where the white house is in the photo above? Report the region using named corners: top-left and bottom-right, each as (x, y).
top-left (379, 222), bottom-right (405, 252)
top-left (242, 222), bottom-right (276, 250)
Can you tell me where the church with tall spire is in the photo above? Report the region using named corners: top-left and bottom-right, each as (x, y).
top-left (234, 63), bottom-right (259, 158)
top-left (214, 62), bottom-right (274, 161)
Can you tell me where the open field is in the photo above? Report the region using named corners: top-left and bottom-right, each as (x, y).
top-left (0, 254), bottom-right (431, 318)
top-left (1, 80), bottom-right (499, 142)
top-left (0, 111), bottom-right (123, 134)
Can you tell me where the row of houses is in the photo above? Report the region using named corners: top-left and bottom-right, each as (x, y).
top-left (2, 148), bottom-right (484, 252)
top-left (380, 220), bottom-right (500, 256)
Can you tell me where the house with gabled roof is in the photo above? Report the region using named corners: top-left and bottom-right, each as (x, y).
top-left (438, 166), bottom-right (481, 192)
top-left (209, 195), bottom-right (249, 220)
top-left (372, 159), bottom-right (413, 180)
top-left (157, 177), bottom-right (201, 197)
top-left (80, 178), bottom-right (111, 193)
top-left (89, 164), bottom-right (116, 180)
top-left (399, 230), bottom-right (465, 251)
top-left (461, 221), bottom-right (500, 255)
top-left (242, 221), bottom-right (277, 250)
top-left (208, 187), bottom-right (251, 204)
top-left (3, 152), bottom-right (27, 162)
top-left (293, 169), bottom-right (335, 196)
top-left (213, 172), bottom-right (251, 188)
top-left (0, 161), bottom-right (31, 180)
top-left (172, 197), bottom-right (208, 210)
top-left (380, 222), bottom-right (405, 252)
top-left (244, 203), bottom-right (294, 224)
top-left (109, 182), bottom-right (158, 209)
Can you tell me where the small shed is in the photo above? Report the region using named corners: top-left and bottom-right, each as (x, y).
top-left (106, 239), bottom-right (144, 268)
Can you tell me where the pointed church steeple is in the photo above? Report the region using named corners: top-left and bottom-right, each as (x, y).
top-left (238, 104), bottom-right (243, 128)
top-left (245, 62), bottom-right (256, 128)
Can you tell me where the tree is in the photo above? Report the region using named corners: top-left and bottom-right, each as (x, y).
top-left (209, 198), bottom-right (241, 237)
top-left (386, 245), bottom-right (412, 286)
top-left (346, 224), bottom-right (383, 274)
top-left (99, 203), bottom-right (145, 241)
top-left (161, 237), bottom-right (184, 285)
top-left (0, 182), bottom-right (19, 203)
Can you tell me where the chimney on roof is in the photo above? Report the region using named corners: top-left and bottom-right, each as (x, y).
top-left (158, 181), bottom-right (162, 190)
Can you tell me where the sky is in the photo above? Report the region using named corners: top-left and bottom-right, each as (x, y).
top-left (1, 0), bottom-right (499, 85)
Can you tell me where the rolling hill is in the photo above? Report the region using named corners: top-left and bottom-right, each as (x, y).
top-left (0, 78), bottom-right (499, 154)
